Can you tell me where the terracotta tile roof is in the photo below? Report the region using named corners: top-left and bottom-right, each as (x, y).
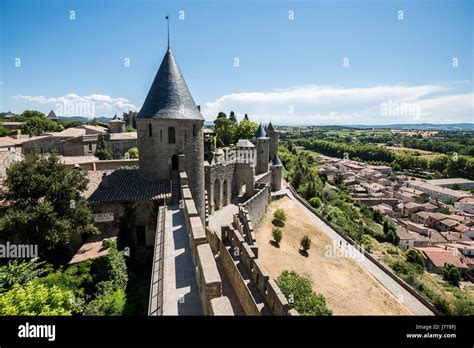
top-left (108, 132), bottom-right (137, 141)
top-left (59, 155), bottom-right (98, 165)
top-left (416, 247), bottom-right (469, 270)
top-left (440, 218), bottom-right (459, 227)
top-left (84, 169), bottom-right (171, 203)
top-left (0, 137), bottom-right (22, 147)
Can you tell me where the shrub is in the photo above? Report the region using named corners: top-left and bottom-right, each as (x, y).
top-left (0, 259), bottom-right (47, 292)
top-left (276, 271), bottom-right (331, 316)
top-left (273, 208), bottom-right (287, 225)
top-left (361, 235), bottom-right (373, 253)
top-left (308, 197), bottom-right (321, 208)
top-left (406, 249), bottom-right (424, 268)
top-left (127, 147), bottom-right (139, 159)
top-left (91, 241), bottom-right (128, 291)
top-left (272, 227), bottom-right (283, 245)
top-left (389, 260), bottom-right (410, 275)
top-left (84, 288), bottom-right (126, 316)
top-left (442, 264), bottom-right (461, 287)
top-left (300, 235), bottom-right (311, 251)
top-left (0, 282), bottom-right (77, 315)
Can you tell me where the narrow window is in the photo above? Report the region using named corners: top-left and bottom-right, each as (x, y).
top-left (160, 130), bottom-right (163, 142)
top-left (168, 127), bottom-right (175, 144)
top-left (193, 124), bottom-right (197, 136)
top-left (148, 124), bottom-right (153, 137)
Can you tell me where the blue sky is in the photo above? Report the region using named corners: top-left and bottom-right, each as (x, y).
top-left (0, 0), bottom-right (472, 125)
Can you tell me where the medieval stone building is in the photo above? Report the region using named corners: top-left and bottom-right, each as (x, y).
top-left (78, 38), bottom-right (287, 316)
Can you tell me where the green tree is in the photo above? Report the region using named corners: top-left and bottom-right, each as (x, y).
top-left (276, 271), bottom-right (331, 316)
top-left (0, 123), bottom-right (9, 136)
top-left (214, 117), bottom-right (237, 147)
top-left (406, 249), bottom-right (424, 268)
top-left (21, 110), bottom-right (46, 118)
top-left (273, 208), bottom-right (287, 225)
top-left (229, 111), bottom-right (237, 123)
top-left (0, 260), bottom-right (47, 292)
top-left (372, 209), bottom-right (384, 224)
top-left (272, 227), bottom-right (283, 245)
top-left (125, 125), bottom-right (136, 132)
top-left (0, 282), bottom-right (77, 315)
top-left (235, 119), bottom-right (258, 142)
top-left (442, 264), bottom-right (461, 287)
top-left (95, 133), bottom-right (113, 160)
top-left (300, 235), bottom-right (311, 252)
top-left (21, 116), bottom-right (62, 136)
top-left (244, 113), bottom-right (249, 121)
top-left (217, 111), bottom-right (227, 119)
top-left (0, 154), bottom-right (99, 261)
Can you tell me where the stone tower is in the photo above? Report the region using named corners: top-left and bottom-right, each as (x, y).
top-left (109, 114), bottom-right (125, 133)
top-left (271, 154), bottom-right (282, 191)
top-left (267, 122), bottom-right (278, 162)
top-left (255, 123), bottom-right (269, 175)
top-left (137, 47), bottom-right (205, 221)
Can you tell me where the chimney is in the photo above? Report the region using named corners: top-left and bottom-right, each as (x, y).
top-left (102, 172), bottom-right (109, 188)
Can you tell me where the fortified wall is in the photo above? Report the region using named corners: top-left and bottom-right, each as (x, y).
top-left (239, 183), bottom-right (271, 229)
top-left (205, 222), bottom-right (298, 316)
top-left (179, 171), bottom-right (234, 315)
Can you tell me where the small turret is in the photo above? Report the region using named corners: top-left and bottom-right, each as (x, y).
top-left (270, 154), bottom-right (282, 191)
top-left (255, 123), bottom-right (269, 175)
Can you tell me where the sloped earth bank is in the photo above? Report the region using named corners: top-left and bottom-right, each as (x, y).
top-left (256, 196), bottom-right (412, 315)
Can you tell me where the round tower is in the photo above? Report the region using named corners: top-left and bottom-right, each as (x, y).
top-left (137, 47), bottom-right (205, 221)
top-left (267, 122), bottom-right (278, 162)
top-left (109, 114), bottom-right (125, 133)
top-left (271, 154), bottom-right (283, 191)
top-left (255, 123), bottom-right (269, 175)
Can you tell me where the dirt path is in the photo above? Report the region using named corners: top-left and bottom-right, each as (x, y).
top-left (256, 196), bottom-right (412, 315)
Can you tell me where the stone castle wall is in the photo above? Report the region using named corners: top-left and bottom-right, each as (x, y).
top-left (211, 224), bottom-right (297, 316)
top-left (240, 184), bottom-right (270, 229)
top-left (180, 172), bottom-right (234, 315)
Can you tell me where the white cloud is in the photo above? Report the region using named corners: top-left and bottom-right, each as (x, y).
top-left (202, 84), bottom-right (473, 125)
top-left (12, 93), bottom-right (138, 117)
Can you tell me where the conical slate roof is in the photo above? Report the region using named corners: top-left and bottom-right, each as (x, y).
top-left (138, 48), bottom-right (204, 121)
top-left (267, 122), bottom-right (275, 132)
top-left (254, 123), bottom-right (267, 138)
top-left (271, 154), bottom-right (282, 167)
top-left (48, 110), bottom-right (58, 120)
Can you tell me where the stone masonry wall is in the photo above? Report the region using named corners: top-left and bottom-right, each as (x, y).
top-left (215, 224), bottom-right (295, 316)
top-left (179, 171), bottom-right (234, 315)
top-left (240, 184), bottom-right (270, 229)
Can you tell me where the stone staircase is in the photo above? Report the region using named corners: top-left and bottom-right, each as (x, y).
top-left (171, 171), bottom-right (181, 205)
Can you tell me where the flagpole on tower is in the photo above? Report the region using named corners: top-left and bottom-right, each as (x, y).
top-left (166, 12), bottom-right (170, 49)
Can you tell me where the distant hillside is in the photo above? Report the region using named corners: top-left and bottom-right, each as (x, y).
top-left (56, 116), bottom-right (112, 123)
top-left (347, 123), bottom-right (474, 131)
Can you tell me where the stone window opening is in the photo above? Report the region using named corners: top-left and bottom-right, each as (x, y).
top-left (148, 124), bottom-right (153, 137)
top-left (193, 124), bottom-right (197, 137)
top-left (160, 129), bottom-right (163, 142)
top-left (168, 127), bottom-right (176, 144)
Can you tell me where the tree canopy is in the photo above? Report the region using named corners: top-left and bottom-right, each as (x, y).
top-left (0, 154), bottom-right (98, 262)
